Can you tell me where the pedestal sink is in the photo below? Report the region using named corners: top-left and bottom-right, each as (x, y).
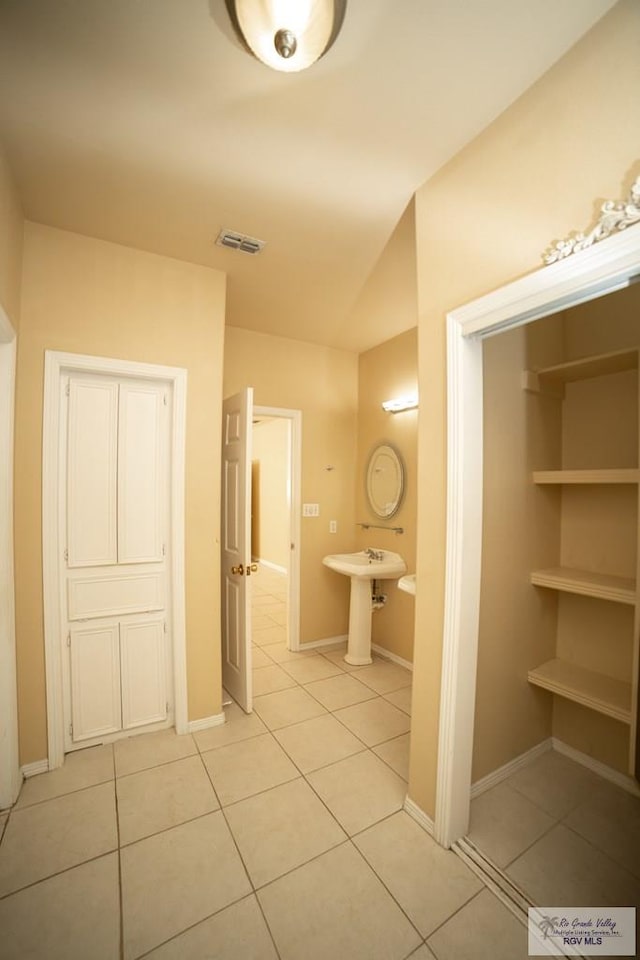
top-left (322, 550), bottom-right (407, 665)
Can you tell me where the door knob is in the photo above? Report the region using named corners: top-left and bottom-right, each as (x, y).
top-left (231, 563), bottom-right (244, 576)
top-left (247, 563), bottom-right (259, 576)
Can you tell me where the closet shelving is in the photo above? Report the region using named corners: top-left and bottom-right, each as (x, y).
top-left (526, 346), bottom-right (639, 765)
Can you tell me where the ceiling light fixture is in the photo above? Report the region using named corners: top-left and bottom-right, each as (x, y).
top-left (382, 396), bottom-right (419, 414)
top-left (225, 0), bottom-right (347, 73)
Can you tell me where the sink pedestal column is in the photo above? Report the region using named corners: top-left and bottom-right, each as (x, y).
top-left (345, 578), bottom-right (373, 665)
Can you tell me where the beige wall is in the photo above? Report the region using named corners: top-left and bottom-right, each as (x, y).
top-left (15, 223), bottom-right (226, 763)
top-left (0, 143), bottom-right (23, 327)
top-left (356, 328), bottom-right (418, 663)
top-left (411, 0), bottom-right (640, 816)
top-left (224, 327), bottom-right (358, 643)
top-left (252, 418), bottom-right (290, 570)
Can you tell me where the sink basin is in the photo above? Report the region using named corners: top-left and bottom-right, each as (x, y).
top-left (322, 550), bottom-right (407, 580)
top-left (323, 550), bottom-right (407, 666)
top-left (398, 574), bottom-right (416, 596)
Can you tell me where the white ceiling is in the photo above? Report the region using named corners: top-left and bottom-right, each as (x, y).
top-left (0, 0), bottom-right (617, 352)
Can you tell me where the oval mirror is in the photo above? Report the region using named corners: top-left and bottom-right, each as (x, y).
top-left (366, 443), bottom-right (405, 519)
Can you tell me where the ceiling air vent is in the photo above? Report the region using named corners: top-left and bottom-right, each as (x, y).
top-left (215, 229), bottom-right (266, 255)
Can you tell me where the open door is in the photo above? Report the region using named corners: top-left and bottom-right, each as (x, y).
top-left (221, 387), bottom-right (253, 712)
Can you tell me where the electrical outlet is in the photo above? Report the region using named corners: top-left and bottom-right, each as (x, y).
top-left (329, 520), bottom-right (337, 533)
top-left (302, 503), bottom-right (320, 518)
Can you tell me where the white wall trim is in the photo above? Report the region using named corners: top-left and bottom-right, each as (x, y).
top-left (552, 738), bottom-right (640, 799)
top-left (299, 634), bottom-right (349, 652)
top-left (0, 305), bottom-right (20, 809)
top-left (254, 406), bottom-right (302, 652)
top-left (403, 796), bottom-right (435, 836)
top-left (436, 226), bottom-right (640, 848)
top-left (256, 558), bottom-right (288, 576)
top-left (187, 712), bottom-right (226, 733)
top-left (470, 739), bottom-right (552, 799)
top-left (43, 351), bottom-right (188, 770)
top-left (21, 759), bottom-right (49, 779)
top-left (371, 644), bottom-right (413, 671)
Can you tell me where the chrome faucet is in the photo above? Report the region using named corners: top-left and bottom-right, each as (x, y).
top-left (365, 547), bottom-right (384, 561)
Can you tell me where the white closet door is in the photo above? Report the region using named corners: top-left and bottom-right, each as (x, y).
top-left (118, 383), bottom-right (165, 564)
top-left (120, 617), bottom-right (167, 729)
top-left (70, 624), bottom-right (121, 740)
top-left (67, 379), bottom-right (118, 567)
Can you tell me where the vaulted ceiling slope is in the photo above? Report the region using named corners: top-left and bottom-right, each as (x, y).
top-left (0, 0), bottom-right (617, 352)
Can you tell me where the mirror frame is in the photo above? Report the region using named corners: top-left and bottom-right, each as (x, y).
top-left (365, 441), bottom-right (405, 519)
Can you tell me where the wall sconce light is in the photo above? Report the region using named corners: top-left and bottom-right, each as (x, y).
top-left (225, 0), bottom-right (347, 73)
top-left (382, 395), bottom-right (419, 414)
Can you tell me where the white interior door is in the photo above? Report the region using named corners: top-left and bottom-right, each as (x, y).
top-left (221, 387), bottom-right (253, 712)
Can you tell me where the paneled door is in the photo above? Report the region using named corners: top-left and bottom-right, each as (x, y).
top-left (63, 374), bottom-right (171, 749)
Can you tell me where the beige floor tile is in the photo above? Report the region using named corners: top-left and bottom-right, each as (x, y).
top-left (225, 778), bottom-right (346, 887)
top-left (507, 824), bottom-right (640, 908)
top-left (281, 655), bottom-right (344, 684)
top-left (322, 645), bottom-right (384, 671)
top-left (407, 946), bottom-right (437, 960)
top-left (564, 780), bottom-right (640, 879)
top-left (268, 610), bottom-right (288, 626)
top-left (259, 641), bottom-right (316, 663)
top-left (506, 749), bottom-right (603, 819)
top-left (258, 841), bottom-right (421, 960)
top-left (307, 751), bottom-right (406, 835)
top-left (0, 811), bottom-right (8, 840)
top-left (384, 685), bottom-right (412, 715)
top-left (143, 895), bottom-right (279, 960)
top-left (193, 702), bottom-right (267, 752)
top-left (252, 664), bottom-right (297, 696)
top-left (117, 755), bottom-right (219, 845)
top-left (15, 744), bottom-right (114, 808)
top-left (334, 697), bottom-right (411, 746)
top-left (252, 625), bottom-right (286, 647)
top-left (253, 687), bottom-right (327, 730)
top-left (0, 853), bottom-right (120, 960)
top-left (354, 812), bottom-right (482, 938)
top-left (251, 647), bottom-right (275, 669)
top-left (351, 660), bottom-right (413, 694)
top-left (373, 733), bottom-right (410, 781)
top-left (0, 781), bottom-right (117, 896)
top-left (274, 714), bottom-right (366, 773)
top-left (304, 672), bottom-right (378, 711)
top-left (468, 782), bottom-right (555, 868)
top-left (114, 729), bottom-right (197, 777)
top-left (121, 812), bottom-right (251, 960)
top-left (427, 889), bottom-right (531, 960)
top-left (252, 613), bottom-right (280, 630)
top-left (202, 733), bottom-right (299, 805)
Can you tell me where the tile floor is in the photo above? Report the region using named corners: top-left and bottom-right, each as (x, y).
top-left (3, 567), bottom-right (637, 958)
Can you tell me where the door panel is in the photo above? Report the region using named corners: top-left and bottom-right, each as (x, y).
top-left (67, 570), bottom-right (164, 621)
top-left (67, 379), bottom-right (118, 567)
top-left (70, 623), bottom-right (121, 740)
top-left (120, 618), bottom-right (167, 729)
top-left (221, 388), bottom-right (253, 711)
top-left (118, 383), bottom-right (165, 564)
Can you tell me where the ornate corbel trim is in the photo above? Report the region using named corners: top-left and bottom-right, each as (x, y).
top-left (543, 175), bottom-right (640, 265)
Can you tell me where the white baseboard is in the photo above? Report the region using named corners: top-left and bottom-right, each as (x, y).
top-left (256, 559), bottom-right (287, 576)
top-left (371, 644), bottom-right (413, 671)
top-left (298, 634), bottom-right (348, 652)
top-left (471, 738), bottom-right (552, 799)
top-left (187, 712), bottom-right (225, 734)
top-left (403, 796), bottom-right (435, 836)
top-left (552, 738), bottom-right (640, 798)
top-left (21, 759), bottom-right (49, 779)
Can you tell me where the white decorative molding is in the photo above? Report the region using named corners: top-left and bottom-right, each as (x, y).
top-left (298, 634), bottom-right (349, 652)
top-left (403, 796), bottom-right (435, 836)
top-left (256, 559), bottom-right (288, 575)
top-left (371, 644), bottom-right (413, 672)
top-left (543, 176), bottom-right (640, 264)
top-left (187, 712), bottom-right (226, 733)
top-left (21, 759), bottom-right (50, 779)
top-left (470, 739), bottom-right (552, 799)
top-left (552, 738), bottom-right (640, 799)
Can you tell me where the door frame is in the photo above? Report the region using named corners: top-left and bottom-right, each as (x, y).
top-left (434, 225), bottom-right (640, 848)
top-left (0, 303), bottom-right (20, 808)
top-left (253, 405), bottom-right (302, 651)
top-left (43, 351), bottom-right (188, 770)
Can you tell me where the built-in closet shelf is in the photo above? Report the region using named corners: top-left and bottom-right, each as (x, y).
top-left (534, 347), bottom-right (639, 386)
top-left (528, 658), bottom-right (632, 725)
top-left (530, 567), bottom-right (637, 605)
top-left (533, 469), bottom-right (640, 485)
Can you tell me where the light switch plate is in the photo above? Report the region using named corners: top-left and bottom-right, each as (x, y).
top-left (302, 503), bottom-right (320, 517)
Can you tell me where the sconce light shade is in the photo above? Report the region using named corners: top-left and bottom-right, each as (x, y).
top-left (382, 395), bottom-right (419, 414)
top-left (226, 0), bottom-right (347, 73)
